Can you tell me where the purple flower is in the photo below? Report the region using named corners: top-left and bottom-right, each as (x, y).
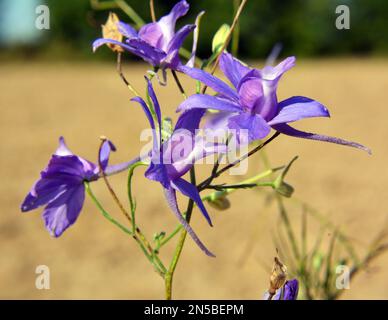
top-left (21, 137), bottom-right (138, 237)
top-left (177, 52), bottom-right (370, 153)
top-left (264, 279), bottom-right (299, 300)
top-left (132, 78), bottom-right (227, 256)
top-left (93, 0), bottom-right (195, 72)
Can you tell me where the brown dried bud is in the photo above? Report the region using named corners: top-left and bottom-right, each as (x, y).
top-left (208, 195), bottom-right (231, 211)
top-left (269, 256), bottom-right (287, 294)
top-left (101, 12), bottom-right (124, 53)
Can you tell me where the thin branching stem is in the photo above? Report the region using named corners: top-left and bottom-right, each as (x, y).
top-left (150, 0), bottom-right (156, 22)
top-left (98, 138), bottom-right (166, 275)
top-left (201, 0), bottom-right (248, 94)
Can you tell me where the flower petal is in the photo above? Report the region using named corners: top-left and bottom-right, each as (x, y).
top-left (145, 162), bottom-right (170, 189)
top-left (238, 77), bottom-right (264, 110)
top-left (228, 113), bottom-right (271, 144)
top-left (273, 279), bottom-right (299, 300)
top-left (262, 56), bottom-right (296, 81)
top-left (220, 52), bottom-right (251, 88)
top-left (272, 123), bottom-right (372, 154)
top-left (117, 21), bottom-right (138, 38)
top-left (104, 156), bottom-right (142, 176)
top-left (131, 96), bottom-right (159, 152)
top-left (175, 109), bottom-right (206, 134)
top-left (164, 186), bottom-right (215, 257)
top-left (42, 185), bottom-right (85, 237)
top-left (177, 65), bottom-right (239, 101)
top-left (93, 38), bottom-right (166, 66)
top-left (126, 38), bottom-right (167, 66)
top-left (145, 77), bottom-right (162, 128)
top-left (55, 136), bottom-right (73, 156)
top-left (268, 96), bottom-right (330, 126)
top-left (172, 178), bottom-right (213, 226)
top-left (165, 24), bottom-right (196, 68)
top-left (203, 111), bottom-right (235, 131)
top-left (138, 22), bottom-right (165, 50)
top-left (177, 94), bottom-right (242, 113)
top-left (158, 0), bottom-right (190, 46)
top-left (99, 140), bottom-right (116, 171)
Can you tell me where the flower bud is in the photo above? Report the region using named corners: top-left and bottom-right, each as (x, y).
top-left (269, 257), bottom-right (287, 294)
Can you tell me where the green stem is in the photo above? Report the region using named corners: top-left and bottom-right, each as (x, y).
top-left (160, 167), bottom-right (281, 248)
top-left (231, 0), bottom-right (241, 56)
top-left (164, 168), bottom-right (196, 300)
top-left (127, 161), bottom-right (147, 233)
top-left (115, 0), bottom-right (145, 28)
top-left (85, 182), bottom-right (165, 275)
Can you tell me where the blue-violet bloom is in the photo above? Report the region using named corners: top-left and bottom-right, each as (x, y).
top-left (132, 78), bottom-right (227, 256)
top-left (177, 52), bottom-right (370, 153)
top-left (93, 1), bottom-right (196, 74)
top-left (21, 137), bottom-right (138, 237)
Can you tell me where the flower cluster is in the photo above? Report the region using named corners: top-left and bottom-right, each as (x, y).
top-left (22, 0), bottom-right (369, 262)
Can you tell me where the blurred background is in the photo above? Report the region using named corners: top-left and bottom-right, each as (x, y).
top-left (1, 0), bottom-right (388, 299)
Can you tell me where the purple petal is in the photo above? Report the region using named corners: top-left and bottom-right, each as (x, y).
top-left (220, 52), bottom-right (251, 88)
top-left (175, 109), bottom-right (206, 134)
top-left (93, 38), bottom-right (134, 53)
top-left (99, 140), bottom-right (116, 171)
top-left (177, 65), bottom-right (239, 101)
top-left (272, 123), bottom-right (372, 154)
top-left (117, 21), bottom-right (138, 38)
top-left (272, 279), bottom-right (299, 300)
top-left (164, 24), bottom-right (196, 68)
top-left (238, 77), bottom-right (264, 110)
top-left (138, 22), bottom-right (165, 50)
top-left (203, 111), bottom-right (235, 131)
top-left (145, 162), bottom-right (170, 189)
top-left (42, 185), bottom-right (85, 237)
top-left (131, 96), bottom-right (159, 153)
top-left (93, 38), bottom-right (166, 66)
top-left (268, 96), bottom-right (330, 126)
top-left (126, 38), bottom-right (167, 66)
top-left (104, 156), bottom-right (142, 176)
top-left (164, 186), bottom-right (215, 257)
top-left (158, 0), bottom-right (190, 46)
top-left (262, 56), bottom-right (296, 81)
top-left (228, 113), bottom-right (271, 144)
top-left (145, 78), bottom-right (162, 128)
top-left (55, 136), bottom-right (73, 156)
top-left (21, 179), bottom-right (69, 212)
top-left (42, 155), bottom-right (86, 179)
top-left (172, 178), bottom-right (213, 226)
top-left (177, 94), bottom-right (242, 113)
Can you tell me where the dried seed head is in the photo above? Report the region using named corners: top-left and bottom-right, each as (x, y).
top-left (102, 12), bottom-right (124, 53)
top-left (269, 256), bottom-right (288, 294)
top-left (208, 195), bottom-right (231, 211)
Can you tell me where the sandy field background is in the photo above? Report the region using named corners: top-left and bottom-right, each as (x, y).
top-left (1, 59), bottom-right (387, 299)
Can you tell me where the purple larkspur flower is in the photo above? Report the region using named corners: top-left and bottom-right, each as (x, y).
top-left (132, 78), bottom-right (227, 256)
top-left (177, 52), bottom-right (370, 153)
top-left (21, 137), bottom-right (139, 237)
top-left (93, 0), bottom-right (196, 72)
top-left (263, 279), bottom-right (299, 300)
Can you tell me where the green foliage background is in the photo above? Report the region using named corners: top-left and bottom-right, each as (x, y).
top-left (7, 0), bottom-right (388, 59)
